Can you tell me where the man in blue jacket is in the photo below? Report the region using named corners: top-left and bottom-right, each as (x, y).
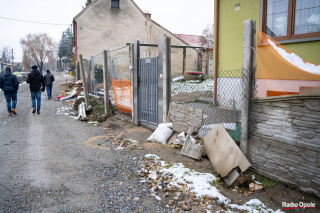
top-left (26, 65), bottom-right (45, 114)
top-left (44, 69), bottom-right (55, 99)
top-left (0, 67), bottom-right (19, 116)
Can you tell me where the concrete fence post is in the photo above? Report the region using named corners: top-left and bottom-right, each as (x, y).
top-left (133, 40), bottom-right (140, 125)
top-left (91, 56), bottom-right (96, 94)
top-left (79, 54), bottom-right (90, 107)
top-left (102, 50), bottom-right (110, 114)
top-left (76, 61), bottom-right (80, 81)
top-left (240, 20), bottom-right (256, 157)
top-left (158, 34), bottom-right (171, 123)
top-left (130, 43), bottom-right (135, 123)
top-left (87, 60), bottom-right (92, 94)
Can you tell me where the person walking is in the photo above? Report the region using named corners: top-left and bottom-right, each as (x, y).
top-left (0, 67), bottom-right (19, 116)
top-left (44, 69), bottom-right (55, 99)
top-left (26, 65), bottom-right (45, 114)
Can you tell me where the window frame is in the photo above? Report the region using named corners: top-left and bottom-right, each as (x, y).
top-left (262, 0), bottom-right (320, 41)
top-left (111, 0), bottom-right (120, 8)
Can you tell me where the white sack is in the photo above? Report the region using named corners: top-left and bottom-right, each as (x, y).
top-left (147, 123), bottom-right (174, 145)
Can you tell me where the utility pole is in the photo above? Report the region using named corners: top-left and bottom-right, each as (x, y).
top-left (11, 49), bottom-right (13, 65)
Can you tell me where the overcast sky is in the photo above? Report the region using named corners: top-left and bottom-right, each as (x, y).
top-left (0, 0), bottom-right (214, 62)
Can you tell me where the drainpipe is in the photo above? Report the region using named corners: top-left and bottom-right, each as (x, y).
top-left (73, 20), bottom-right (77, 61)
top-left (214, 0), bottom-right (219, 104)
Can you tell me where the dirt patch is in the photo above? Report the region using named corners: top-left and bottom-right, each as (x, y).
top-left (108, 123), bottom-right (123, 131)
top-left (100, 116), bottom-right (320, 212)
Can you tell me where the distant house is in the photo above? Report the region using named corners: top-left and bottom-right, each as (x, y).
top-left (214, 0), bottom-right (320, 97)
top-left (174, 34), bottom-right (213, 75)
top-left (73, 0), bottom-right (204, 74)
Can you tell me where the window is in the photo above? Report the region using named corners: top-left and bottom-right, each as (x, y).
top-left (263, 0), bottom-right (320, 40)
top-left (111, 0), bottom-right (119, 8)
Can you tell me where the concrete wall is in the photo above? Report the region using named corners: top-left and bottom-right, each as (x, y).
top-left (249, 96), bottom-right (320, 197)
top-left (74, 0), bottom-right (197, 74)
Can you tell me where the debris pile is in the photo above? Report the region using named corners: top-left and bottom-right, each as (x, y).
top-left (138, 154), bottom-right (231, 212)
top-left (137, 154), bottom-right (278, 213)
top-left (57, 78), bottom-right (109, 122)
top-left (146, 102), bottom-right (252, 188)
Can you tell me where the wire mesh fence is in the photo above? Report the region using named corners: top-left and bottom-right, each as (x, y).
top-left (91, 53), bottom-right (104, 94)
top-left (171, 68), bottom-right (255, 143)
top-left (91, 45), bottom-right (132, 118)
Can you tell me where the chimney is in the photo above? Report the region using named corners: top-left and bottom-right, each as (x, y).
top-left (145, 12), bottom-right (151, 19)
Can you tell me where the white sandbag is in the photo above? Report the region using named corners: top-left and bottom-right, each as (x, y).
top-left (147, 123), bottom-right (174, 145)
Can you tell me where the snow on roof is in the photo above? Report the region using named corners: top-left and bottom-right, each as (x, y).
top-left (174, 34), bottom-right (210, 48)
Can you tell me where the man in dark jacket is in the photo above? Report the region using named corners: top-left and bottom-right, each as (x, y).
top-left (26, 65), bottom-right (45, 114)
top-left (44, 69), bottom-right (55, 99)
top-left (0, 67), bottom-right (19, 116)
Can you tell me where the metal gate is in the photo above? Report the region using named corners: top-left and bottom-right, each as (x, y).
top-left (138, 57), bottom-right (159, 126)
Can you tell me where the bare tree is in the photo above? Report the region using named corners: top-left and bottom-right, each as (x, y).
top-left (20, 33), bottom-right (56, 72)
top-left (21, 50), bottom-right (31, 71)
top-left (1, 46), bottom-right (12, 64)
top-left (202, 24), bottom-right (214, 48)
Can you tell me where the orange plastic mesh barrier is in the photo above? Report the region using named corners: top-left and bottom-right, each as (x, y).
top-left (111, 79), bottom-right (132, 114)
top-left (255, 30), bottom-right (320, 81)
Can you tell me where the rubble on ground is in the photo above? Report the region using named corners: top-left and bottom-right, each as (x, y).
top-left (137, 154), bottom-right (283, 213)
top-left (147, 103), bottom-right (252, 186)
top-left (57, 78), bottom-right (110, 122)
top-left (138, 154), bottom-right (230, 212)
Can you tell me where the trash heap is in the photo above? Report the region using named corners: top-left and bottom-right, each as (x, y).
top-left (137, 154), bottom-right (273, 213)
top-left (146, 102), bottom-right (258, 188)
top-left (58, 79), bottom-right (107, 122)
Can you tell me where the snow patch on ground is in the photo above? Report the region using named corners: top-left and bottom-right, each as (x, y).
top-left (56, 106), bottom-right (73, 115)
top-left (160, 161), bottom-right (229, 203)
top-left (56, 106), bottom-right (77, 119)
top-left (229, 199), bottom-right (284, 213)
top-left (172, 79), bottom-right (215, 95)
top-left (143, 154), bottom-right (284, 213)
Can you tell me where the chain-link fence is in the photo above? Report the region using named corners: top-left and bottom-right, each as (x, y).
top-left (91, 45), bottom-right (132, 118)
top-left (108, 46), bottom-right (132, 116)
top-left (171, 68), bottom-right (255, 144)
top-left (91, 53), bottom-right (104, 94)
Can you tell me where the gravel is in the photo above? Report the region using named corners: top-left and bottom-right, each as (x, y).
top-left (0, 74), bottom-right (165, 212)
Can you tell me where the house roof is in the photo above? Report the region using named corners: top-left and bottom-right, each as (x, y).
top-left (73, 0), bottom-right (192, 47)
top-left (174, 34), bottom-right (210, 48)
top-left (73, 0), bottom-right (99, 20)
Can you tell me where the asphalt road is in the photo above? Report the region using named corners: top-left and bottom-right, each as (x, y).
top-left (0, 73), bottom-right (164, 212)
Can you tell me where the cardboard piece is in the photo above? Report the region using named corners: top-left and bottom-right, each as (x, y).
top-left (203, 124), bottom-right (251, 178)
